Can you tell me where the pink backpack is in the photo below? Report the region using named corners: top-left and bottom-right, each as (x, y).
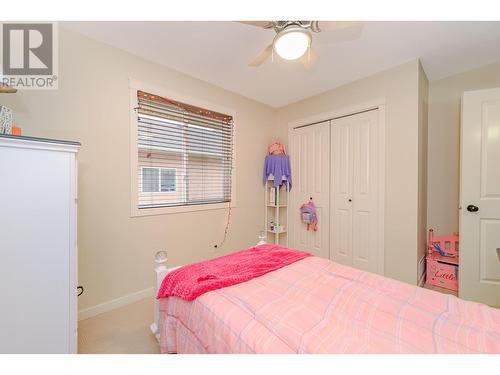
top-left (300, 198), bottom-right (318, 231)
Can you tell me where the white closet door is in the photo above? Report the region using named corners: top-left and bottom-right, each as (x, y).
top-left (331, 119), bottom-right (353, 265)
top-left (290, 121), bottom-right (330, 258)
top-left (331, 110), bottom-right (379, 272)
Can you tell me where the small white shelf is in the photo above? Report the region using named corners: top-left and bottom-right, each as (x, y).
top-left (267, 229), bottom-right (287, 234)
top-left (264, 175), bottom-right (288, 246)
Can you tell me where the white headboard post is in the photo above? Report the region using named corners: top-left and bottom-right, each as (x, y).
top-left (150, 251), bottom-right (169, 340)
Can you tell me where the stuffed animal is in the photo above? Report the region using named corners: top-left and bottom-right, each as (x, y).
top-left (268, 142), bottom-right (286, 155)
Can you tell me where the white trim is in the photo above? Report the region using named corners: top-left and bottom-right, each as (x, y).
top-left (78, 287), bottom-right (154, 321)
top-left (68, 152), bottom-right (78, 353)
top-left (0, 137), bottom-right (79, 154)
top-left (377, 105), bottom-right (386, 276)
top-left (418, 255), bottom-right (426, 287)
top-left (129, 78), bottom-right (237, 217)
top-left (287, 98), bottom-right (386, 130)
top-left (287, 98), bottom-right (386, 276)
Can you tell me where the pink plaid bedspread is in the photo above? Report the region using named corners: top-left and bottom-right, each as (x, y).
top-left (159, 256), bottom-right (500, 354)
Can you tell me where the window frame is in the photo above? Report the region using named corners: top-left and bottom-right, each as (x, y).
top-left (129, 78), bottom-right (237, 217)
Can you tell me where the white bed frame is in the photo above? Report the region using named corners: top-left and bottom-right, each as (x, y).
top-left (150, 234), bottom-right (267, 341)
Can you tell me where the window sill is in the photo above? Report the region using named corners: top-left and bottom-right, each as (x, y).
top-left (130, 201), bottom-right (235, 217)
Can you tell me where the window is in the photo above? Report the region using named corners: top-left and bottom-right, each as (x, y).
top-left (135, 90), bottom-right (234, 210)
top-left (141, 167), bottom-right (176, 193)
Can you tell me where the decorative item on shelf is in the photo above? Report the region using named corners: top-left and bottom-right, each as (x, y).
top-left (0, 83), bottom-right (17, 94)
top-left (269, 223), bottom-right (286, 233)
top-left (269, 187), bottom-right (277, 205)
top-left (269, 220), bottom-right (276, 232)
top-left (268, 142), bottom-right (286, 155)
top-left (0, 105), bottom-right (13, 135)
top-left (11, 126), bottom-right (22, 136)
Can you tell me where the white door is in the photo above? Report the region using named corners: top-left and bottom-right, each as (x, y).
top-left (460, 88), bottom-right (500, 307)
top-left (331, 110), bottom-right (380, 273)
top-left (290, 121), bottom-right (330, 258)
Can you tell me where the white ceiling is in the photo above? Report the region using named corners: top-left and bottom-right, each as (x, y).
top-left (63, 21), bottom-right (500, 108)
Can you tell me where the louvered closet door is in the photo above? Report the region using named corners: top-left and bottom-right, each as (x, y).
top-left (331, 110), bottom-right (379, 272)
top-left (290, 121), bottom-right (330, 258)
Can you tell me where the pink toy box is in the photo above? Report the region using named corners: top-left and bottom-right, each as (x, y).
top-left (425, 229), bottom-right (459, 292)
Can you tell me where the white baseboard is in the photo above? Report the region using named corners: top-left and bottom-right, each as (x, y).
top-left (78, 287), bottom-right (154, 321)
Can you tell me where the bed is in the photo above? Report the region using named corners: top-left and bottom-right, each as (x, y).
top-left (151, 241), bottom-right (500, 354)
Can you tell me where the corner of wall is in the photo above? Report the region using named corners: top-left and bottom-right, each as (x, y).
top-left (417, 60), bottom-right (430, 280)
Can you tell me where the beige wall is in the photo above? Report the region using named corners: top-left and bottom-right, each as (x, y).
top-left (427, 61), bottom-right (500, 235)
top-left (274, 60), bottom-right (423, 285)
top-left (1, 27), bottom-right (275, 312)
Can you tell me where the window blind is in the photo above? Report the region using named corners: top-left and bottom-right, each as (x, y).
top-left (136, 90), bottom-right (234, 209)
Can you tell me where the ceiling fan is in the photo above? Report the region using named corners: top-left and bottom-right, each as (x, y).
top-left (240, 21), bottom-right (363, 69)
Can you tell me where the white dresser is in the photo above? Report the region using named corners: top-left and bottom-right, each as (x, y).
top-left (0, 135), bottom-right (80, 353)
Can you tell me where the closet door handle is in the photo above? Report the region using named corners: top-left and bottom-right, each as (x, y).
top-left (466, 204), bottom-right (479, 212)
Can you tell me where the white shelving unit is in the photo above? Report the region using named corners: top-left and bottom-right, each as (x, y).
top-left (264, 176), bottom-right (288, 246)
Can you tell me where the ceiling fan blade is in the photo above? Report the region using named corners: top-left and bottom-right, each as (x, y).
top-left (299, 47), bottom-right (319, 70)
top-left (312, 21), bottom-right (363, 32)
top-left (248, 44), bottom-right (273, 67)
top-left (238, 21), bottom-right (275, 29)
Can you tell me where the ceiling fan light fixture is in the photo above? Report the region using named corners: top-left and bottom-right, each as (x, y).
top-left (273, 27), bottom-right (311, 60)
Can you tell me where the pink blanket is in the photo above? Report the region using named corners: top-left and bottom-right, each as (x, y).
top-left (157, 244), bottom-right (311, 300)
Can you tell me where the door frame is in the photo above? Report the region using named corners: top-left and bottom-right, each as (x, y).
top-left (287, 98), bottom-right (386, 275)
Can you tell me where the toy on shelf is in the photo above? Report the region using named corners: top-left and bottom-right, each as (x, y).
top-left (425, 229), bottom-right (459, 292)
top-left (268, 142), bottom-right (286, 155)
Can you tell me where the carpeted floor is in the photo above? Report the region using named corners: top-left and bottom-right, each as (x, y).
top-left (78, 297), bottom-right (160, 354)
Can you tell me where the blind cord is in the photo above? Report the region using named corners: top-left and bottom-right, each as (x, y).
top-left (214, 203), bottom-right (232, 249)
